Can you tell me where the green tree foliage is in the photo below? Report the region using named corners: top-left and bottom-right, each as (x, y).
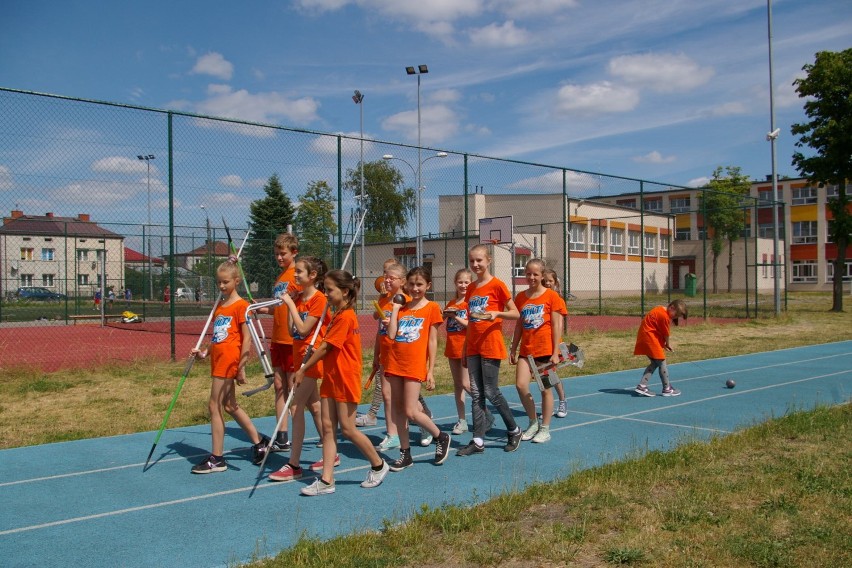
top-left (700, 166), bottom-right (751, 293)
top-left (242, 174), bottom-right (295, 296)
top-left (294, 180), bottom-right (337, 265)
top-left (344, 160), bottom-right (415, 243)
top-left (791, 48), bottom-right (852, 312)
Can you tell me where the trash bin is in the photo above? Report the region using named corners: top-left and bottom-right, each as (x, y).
top-left (684, 273), bottom-right (697, 297)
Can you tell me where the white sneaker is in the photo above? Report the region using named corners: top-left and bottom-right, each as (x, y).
top-left (300, 478), bottom-right (335, 496)
top-left (376, 434), bottom-right (400, 451)
top-left (355, 413), bottom-right (377, 427)
top-left (452, 419), bottom-right (468, 435)
top-left (361, 461), bottom-right (390, 488)
top-left (532, 425), bottom-right (551, 443)
top-left (419, 426), bottom-right (433, 447)
top-left (554, 399), bottom-right (568, 418)
top-left (521, 420), bottom-right (540, 441)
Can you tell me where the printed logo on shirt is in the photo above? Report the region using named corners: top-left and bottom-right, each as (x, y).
top-left (521, 303), bottom-right (545, 330)
top-left (272, 281), bottom-right (290, 299)
top-left (394, 315), bottom-right (425, 343)
top-left (292, 310), bottom-right (310, 340)
top-left (446, 308), bottom-right (467, 332)
top-left (212, 315), bottom-right (233, 343)
top-left (468, 295), bottom-right (489, 320)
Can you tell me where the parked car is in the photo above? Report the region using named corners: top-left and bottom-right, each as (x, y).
top-left (16, 286), bottom-right (66, 302)
top-left (175, 287), bottom-right (194, 301)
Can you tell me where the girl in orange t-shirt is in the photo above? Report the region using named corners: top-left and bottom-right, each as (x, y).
top-left (268, 256), bottom-right (328, 483)
top-left (384, 267), bottom-right (452, 471)
top-left (444, 268), bottom-right (473, 435)
top-left (190, 259), bottom-right (269, 474)
top-left (457, 244), bottom-right (522, 457)
top-left (542, 268), bottom-right (570, 418)
top-left (510, 259), bottom-right (567, 444)
top-left (293, 270), bottom-right (389, 496)
top-left (633, 299), bottom-right (688, 397)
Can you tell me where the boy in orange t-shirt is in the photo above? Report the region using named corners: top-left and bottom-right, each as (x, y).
top-left (633, 299), bottom-right (688, 397)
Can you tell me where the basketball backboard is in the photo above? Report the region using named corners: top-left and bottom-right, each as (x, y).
top-left (478, 216), bottom-right (513, 245)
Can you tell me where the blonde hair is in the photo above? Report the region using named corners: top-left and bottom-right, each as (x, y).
top-left (217, 258), bottom-right (240, 279)
top-left (384, 262), bottom-right (406, 278)
top-left (525, 258), bottom-right (546, 272)
top-left (274, 233), bottom-right (299, 252)
top-left (468, 243), bottom-right (491, 260)
top-left (669, 299), bottom-right (688, 320)
top-left (454, 268), bottom-right (473, 282)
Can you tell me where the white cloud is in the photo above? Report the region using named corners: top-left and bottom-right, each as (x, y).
top-left (309, 132), bottom-right (379, 158)
top-left (608, 53), bottom-right (714, 93)
top-left (51, 181), bottom-right (140, 206)
top-left (468, 20), bottom-right (530, 48)
top-left (91, 156), bottom-right (154, 174)
top-left (709, 102), bottom-right (747, 116)
top-left (507, 169), bottom-right (603, 195)
top-left (247, 178), bottom-right (267, 187)
top-left (492, 0), bottom-right (579, 18)
top-left (633, 151), bottom-right (676, 164)
top-left (430, 89), bottom-right (462, 103)
top-left (555, 82), bottom-right (640, 115)
top-left (382, 105), bottom-right (460, 145)
top-left (219, 175), bottom-right (243, 187)
top-left (191, 52), bottom-right (234, 81)
top-left (294, 0), bottom-right (352, 11)
top-left (0, 165), bottom-right (14, 190)
top-left (687, 176), bottom-right (711, 188)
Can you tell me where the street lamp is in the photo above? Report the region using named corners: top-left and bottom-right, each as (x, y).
top-left (201, 205), bottom-right (211, 301)
top-left (137, 154), bottom-right (155, 300)
top-left (405, 64), bottom-right (429, 266)
top-left (383, 151), bottom-right (448, 265)
top-left (352, 90), bottom-right (366, 309)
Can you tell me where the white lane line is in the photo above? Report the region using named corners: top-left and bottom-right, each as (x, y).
top-left (569, 409), bottom-right (731, 434)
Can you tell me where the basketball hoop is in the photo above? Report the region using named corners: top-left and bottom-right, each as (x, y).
top-left (489, 239), bottom-right (500, 246)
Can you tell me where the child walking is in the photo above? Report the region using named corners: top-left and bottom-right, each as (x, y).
top-left (510, 259), bottom-right (567, 444)
top-left (268, 256), bottom-right (328, 482)
top-left (633, 299), bottom-right (688, 397)
top-left (384, 267), bottom-right (452, 470)
top-left (444, 268), bottom-right (473, 435)
top-left (542, 268), bottom-right (569, 417)
top-left (191, 259), bottom-right (269, 473)
top-left (293, 270), bottom-right (390, 495)
top-left (457, 244), bottom-right (522, 456)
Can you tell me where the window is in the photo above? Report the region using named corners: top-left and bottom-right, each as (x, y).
top-left (20, 248), bottom-right (34, 261)
top-left (41, 248), bottom-right (55, 261)
top-left (570, 224), bottom-right (586, 252)
top-left (77, 249), bottom-right (89, 261)
top-left (670, 197), bottom-right (691, 213)
top-left (609, 229), bottom-right (624, 254)
top-left (513, 253), bottom-right (529, 277)
top-left (826, 260), bottom-right (852, 282)
top-left (644, 233), bottom-right (657, 256)
top-left (42, 274), bottom-right (54, 287)
top-left (675, 228), bottom-right (691, 241)
top-left (792, 221), bottom-right (818, 244)
top-left (643, 199), bottom-right (662, 212)
top-left (791, 186), bottom-right (817, 205)
top-left (758, 189), bottom-right (774, 206)
top-left (758, 223), bottom-right (785, 239)
top-left (96, 250), bottom-right (105, 262)
top-left (20, 274), bottom-right (34, 287)
top-left (791, 260), bottom-right (817, 283)
top-left (824, 184), bottom-right (839, 199)
top-left (78, 274), bottom-right (89, 286)
top-left (740, 225), bottom-right (752, 238)
top-left (826, 220), bottom-right (835, 243)
top-left (660, 234), bottom-right (670, 257)
top-left (590, 225), bottom-right (606, 253)
top-left (616, 198), bottom-right (636, 209)
top-left (627, 231), bottom-right (641, 255)
top-left (697, 227), bottom-right (707, 240)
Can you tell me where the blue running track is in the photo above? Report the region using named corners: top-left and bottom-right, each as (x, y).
top-left (1, 341), bottom-right (850, 567)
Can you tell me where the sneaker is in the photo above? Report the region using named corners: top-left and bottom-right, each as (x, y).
top-left (555, 399), bottom-right (568, 418)
top-left (300, 478), bottom-right (335, 496)
top-left (361, 461), bottom-right (390, 488)
top-left (251, 436), bottom-right (271, 465)
top-left (634, 384), bottom-right (655, 397)
top-left (310, 454), bottom-right (340, 472)
top-left (419, 426), bottom-right (433, 447)
top-left (376, 434), bottom-right (400, 451)
top-left (456, 440), bottom-right (485, 457)
top-left (316, 439), bottom-right (323, 449)
top-left (504, 428), bottom-right (522, 452)
top-left (268, 463), bottom-right (303, 482)
top-left (452, 419), bottom-right (468, 435)
top-left (388, 451), bottom-right (413, 472)
top-left (532, 425), bottom-right (551, 443)
top-left (661, 386), bottom-right (682, 397)
top-left (521, 420), bottom-right (540, 441)
top-left (434, 433), bottom-right (451, 465)
top-left (191, 455), bottom-right (227, 474)
top-left (355, 413), bottom-right (377, 427)
top-left (271, 436), bottom-right (291, 452)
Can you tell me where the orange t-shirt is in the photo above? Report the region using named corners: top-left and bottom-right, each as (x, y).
top-left (465, 277), bottom-right (511, 359)
top-left (209, 298), bottom-right (249, 379)
top-left (633, 305), bottom-right (670, 360)
top-left (320, 309), bottom-right (362, 403)
top-left (384, 301), bottom-right (443, 381)
top-left (292, 291), bottom-right (327, 379)
top-left (514, 288), bottom-right (567, 358)
top-left (377, 291), bottom-right (411, 368)
top-left (271, 265), bottom-right (300, 344)
top-left (443, 297), bottom-right (468, 359)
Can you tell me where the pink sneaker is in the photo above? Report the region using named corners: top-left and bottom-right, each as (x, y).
top-left (310, 454), bottom-right (341, 472)
top-left (268, 463), bottom-right (303, 482)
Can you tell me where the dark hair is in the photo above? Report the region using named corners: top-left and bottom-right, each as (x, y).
top-left (297, 256), bottom-right (328, 291)
top-left (325, 269), bottom-right (360, 311)
top-left (542, 267), bottom-right (561, 295)
top-left (406, 265), bottom-right (432, 285)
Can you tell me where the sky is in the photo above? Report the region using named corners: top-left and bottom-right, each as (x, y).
top-left (1, 0), bottom-right (850, 240)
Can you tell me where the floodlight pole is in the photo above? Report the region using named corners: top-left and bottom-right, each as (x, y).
top-left (766, 0), bottom-right (781, 316)
top-left (406, 65), bottom-right (429, 266)
top-left (353, 90), bottom-right (366, 309)
top-left (138, 154), bottom-right (155, 300)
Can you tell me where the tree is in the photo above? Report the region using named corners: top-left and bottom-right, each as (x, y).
top-left (791, 48), bottom-right (852, 312)
top-left (294, 180), bottom-right (337, 264)
top-left (344, 160), bottom-right (415, 243)
top-left (242, 174), bottom-right (295, 296)
top-left (700, 166), bottom-right (751, 293)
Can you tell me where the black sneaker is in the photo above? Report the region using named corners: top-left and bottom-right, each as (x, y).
top-left (191, 454), bottom-right (227, 474)
top-left (504, 428), bottom-right (522, 452)
top-left (434, 432), bottom-right (451, 465)
top-left (456, 440), bottom-right (484, 457)
top-left (388, 450), bottom-right (413, 472)
top-left (271, 436), bottom-right (291, 452)
top-left (252, 436), bottom-right (271, 465)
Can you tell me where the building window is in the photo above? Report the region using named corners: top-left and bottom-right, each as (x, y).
top-left (77, 249), bottom-right (89, 261)
top-left (758, 189), bottom-right (774, 206)
top-left (826, 260), bottom-right (852, 282)
top-left (590, 226), bottom-right (606, 253)
top-left (78, 274), bottom-right (89, 286)
top-left (513, 253), bottom-right (529, 277)
top-left (609, 229), bottom-right (624, 254)
top-left (570, 224), bottom-right (586, 252)
top-left (20, 248), bottom-right (34, 261)
top-left (643, 199), bottom-right (662, 212)
top-left (41, 248), bottom-right (55, 261)
top-left (697, 227), bottom-right (707, 240)
top-left (627, 231), bottom-right (641, 255)
top-left (616, 198), bottom-right (636, 209)
top-left (758, 223), bottom-right (785, 239)
top-left (42, 274), bottom-right (55, 287)
top-left (20, 274), bottom-right (34, 287)
top-left (792, 221), bottom-right (818, 244)
top-left (791, 260), bottom-right (817, 283)
top-left (824, 184), bottom-right (838, 199)
top-left (644, 233), bottom-right (657, 256)
top-left (791, 186), bottom-right (818, 205)
top-left (675, 228), bottom-right (691, 241)
top-left (660, 234), bottom-right (670, 257)
top-left (670, 197), bottom-right (691, 213)
top-left (741, 225), bottom-right (752, 238)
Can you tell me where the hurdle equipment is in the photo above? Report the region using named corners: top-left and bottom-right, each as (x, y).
top-left (527, 342), bottom-right (585, 391)
top-left (241, 297), bottom-right (284, 397)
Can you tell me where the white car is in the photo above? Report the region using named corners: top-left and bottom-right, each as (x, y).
top-left (175, 287), bottom-right (194, 301)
